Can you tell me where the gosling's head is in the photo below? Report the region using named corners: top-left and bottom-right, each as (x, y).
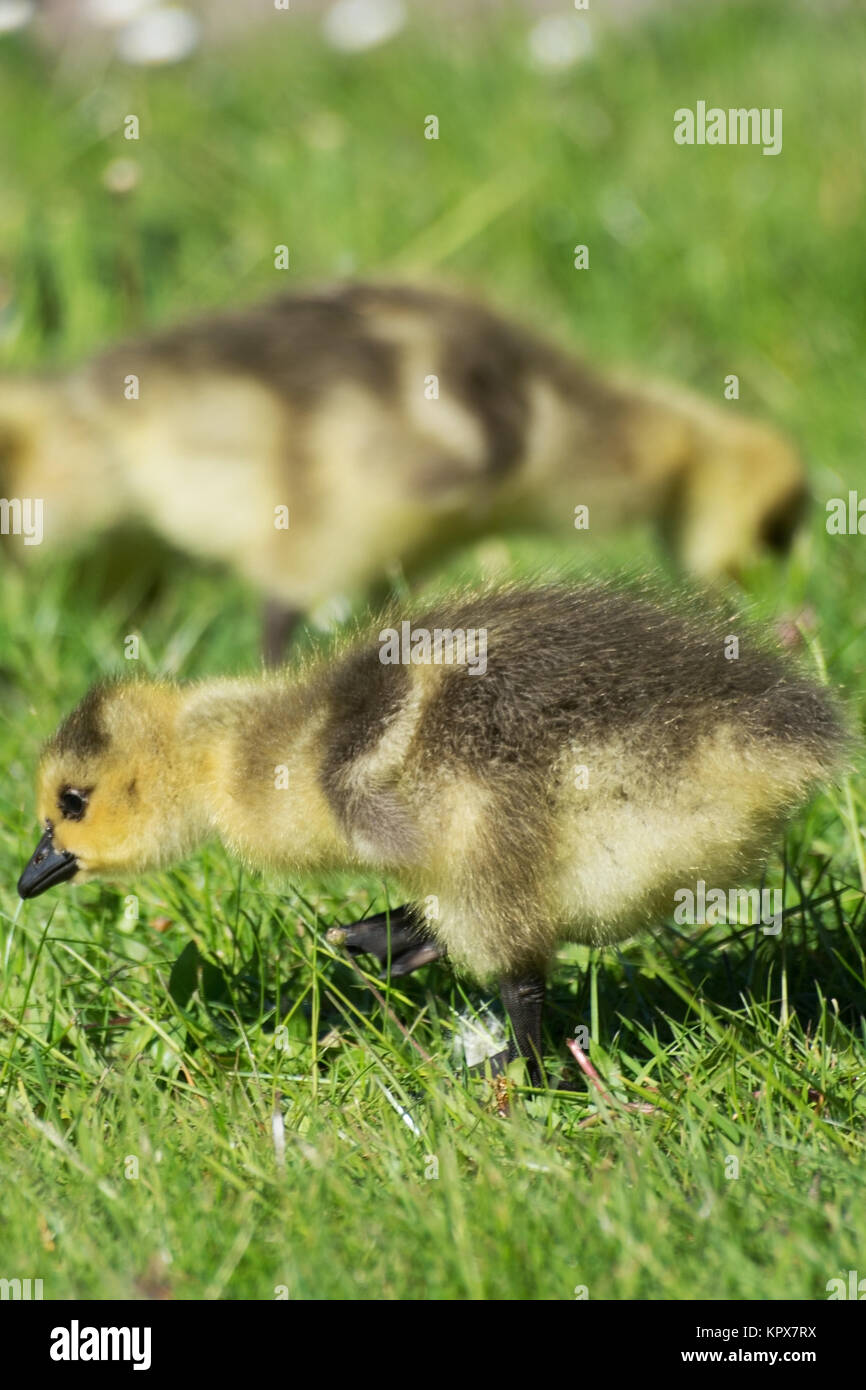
top-left (18, 681), bottom-right (191, 898)
top-left (674, 421), bottom-right (808, 580)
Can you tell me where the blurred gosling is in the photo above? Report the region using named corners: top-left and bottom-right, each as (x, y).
top-left (0, 283), bottom-right (807, 661)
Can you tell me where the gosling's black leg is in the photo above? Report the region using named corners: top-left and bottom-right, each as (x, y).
top-left (327, 905), bottom-right (444, 977)
top-left (263, 600), bottom-right (302, 667)
top-left (499, 972), bottom-right (546, 1087)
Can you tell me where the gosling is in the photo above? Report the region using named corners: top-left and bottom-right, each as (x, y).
top-left (0, 283), bottom-right (806, 661)
top-left (18, 583), bottom-right (844, 1085)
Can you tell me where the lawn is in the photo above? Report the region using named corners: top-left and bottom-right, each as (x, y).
top-left (0, 0), bottom-right (865, 1301)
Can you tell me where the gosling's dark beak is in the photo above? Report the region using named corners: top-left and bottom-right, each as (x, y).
top-left (759, 482), bottom-right (811, 556)
top-left (18, 829), bottom-right (78, 899)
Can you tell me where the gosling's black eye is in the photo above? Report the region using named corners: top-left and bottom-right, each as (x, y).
top-left (58, 788), bottom-right (87, 821)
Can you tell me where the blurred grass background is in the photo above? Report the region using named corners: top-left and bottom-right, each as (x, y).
top-left (1, 0), bottom-right (865, 1300)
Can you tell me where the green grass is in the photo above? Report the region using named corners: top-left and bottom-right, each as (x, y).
top-left (1, 0), bottom-right (865, 1300)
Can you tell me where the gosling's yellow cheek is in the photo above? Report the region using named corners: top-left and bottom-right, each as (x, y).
top-left (47, 825), bottom-right (80, 858)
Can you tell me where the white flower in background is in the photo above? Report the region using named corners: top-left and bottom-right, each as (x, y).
top-left (102, 157), bottom-right (141, 194)
top-left (85, 0), bottom-right (155, 28)
top-left (323, 0), bottom-right (406, 55)
top-left (452, 1008), bottom-right (506, 1068)
top-left (116, 5), bottom-right (200, 65)
top-left (0, 0), bottom-right (34, 35)
top-left (528, 15), bottom-right (593, 71)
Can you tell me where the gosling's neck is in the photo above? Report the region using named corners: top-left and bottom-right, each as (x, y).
top-left (175, 677), bottom-right (350, 873)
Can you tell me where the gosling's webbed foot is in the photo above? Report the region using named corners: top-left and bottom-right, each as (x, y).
top-left (327, 905), bottom-right (444, 978)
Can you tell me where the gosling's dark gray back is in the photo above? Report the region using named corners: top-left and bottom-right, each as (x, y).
top-left (322, 584), bottom-right (844, 780)
top-left (93, 282), bottom-right (622, 487)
